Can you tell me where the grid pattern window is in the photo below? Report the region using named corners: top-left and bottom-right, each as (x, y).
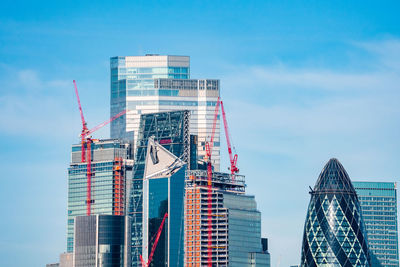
top-left (74, 215), bottom-right (130, 267)
top-left (301, 159), bottom-right (371, 266)
top-left (130, 111), bottom-right (189, 266)
top-left (67, 140), bottom-right (133, 253)
top-left (74, 216), bottom-right (97, 267)
top-left (223, 193), bottom-right (262, 267)
top-left (110, 56), bottom-right (190, 139)
top-left (110, 55), bottom-right (221, 171)
top-left (67, 162), bottom-right (114, 252)
top-left (353, 182), bottom-right (399, 267)
top-left (184, 170), bottom-right (262, 266)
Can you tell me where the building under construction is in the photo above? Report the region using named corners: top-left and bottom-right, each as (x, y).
top-left (184, 170), bottom-right (270, 266)
top-left (129, 110), bottom-right (191, 266)
top-left (67, 139), bottom-right (134, 253)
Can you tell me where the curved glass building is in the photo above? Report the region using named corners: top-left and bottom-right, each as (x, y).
top-left (301, 158), bottom-right (371, 266)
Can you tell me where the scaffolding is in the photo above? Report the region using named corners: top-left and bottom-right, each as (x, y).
top-left (184, 170), bottom-right (245, 266)
top-left (113, 157), bottom-right (124, 215)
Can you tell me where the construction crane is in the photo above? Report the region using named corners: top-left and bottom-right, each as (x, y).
top-left (204, 98), bottom-right (221, 266)
top-left (139, 212), bottom-right (168, 267)
top-left (204, 98), bottom-right (239, 266)
top-left (220, 100), bottom-right (239, 176)
top-left (73, 80), bottom-right (127, 216)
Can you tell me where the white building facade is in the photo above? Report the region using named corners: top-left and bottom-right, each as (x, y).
top-left (110, 55), bottom-right (220, 170)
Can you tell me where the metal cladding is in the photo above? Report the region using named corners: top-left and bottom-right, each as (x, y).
top-left (301, 158), bottom-right (371, 266)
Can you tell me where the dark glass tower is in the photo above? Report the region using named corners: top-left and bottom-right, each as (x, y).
top-left (301, 158), bottom-right (371, 266)
top-left (129, 110), bottom-right (190, 266)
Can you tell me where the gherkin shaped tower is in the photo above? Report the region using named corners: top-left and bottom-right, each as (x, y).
top-left (301, 158), bottom-right (371, 266)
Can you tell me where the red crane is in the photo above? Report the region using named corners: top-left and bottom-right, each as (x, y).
top-left (73, 80), bottom-right (127, 216)
top-left (204, 98), bottom-right (221, 266)
top-left (204, 98), bottom-right (239, 266)
top-left (140, 212), bottom-right (168, 267)
top-left (220, 100), bottom-right (239, 175)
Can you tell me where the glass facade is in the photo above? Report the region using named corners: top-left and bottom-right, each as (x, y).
top-left (249, 252), bottom-right (271, 267)
top-left (67, 139), bottom-right (133, 253)
top-left (147, 178), bottom-right (168, 266)
top-left (301, 158), bottom-right (371, 266)
top-left (169, 168), bottom-right (186, 267)
top-left (110, 55), bottom-right (221, 171)
top-left (74, 216), bottom-right (97, 267)
top-left (143, 167), bottom-right (186, 267)
top-left (184, 170), bottom-right (268, 266)
top-left (129, 110), bottom-right (189, 266)
top-left (353, 182), bottom-right (399, 267)
top-left (223, 193), bottom-right (263, 267)
top-left (74, 215), bottom-right (131, 267)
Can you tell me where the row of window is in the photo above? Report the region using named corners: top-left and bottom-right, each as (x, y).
top-left (362, 211), bottom-right (396, 216)
top-left (112, 67), bottom-right (189, 75)
top-left (114, 73), bottom-right (189, 80)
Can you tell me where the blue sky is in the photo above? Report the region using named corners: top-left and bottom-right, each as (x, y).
top-left (1, 1), bottom-right (399, 266)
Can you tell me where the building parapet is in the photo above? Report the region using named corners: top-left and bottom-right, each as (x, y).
top-left (154, 78), bottom-right (219, 91)
top-left (185, 170), bottom-right (245, 193)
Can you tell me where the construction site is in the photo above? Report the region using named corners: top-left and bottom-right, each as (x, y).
top-left (63, 56), bottom-right (271, 267)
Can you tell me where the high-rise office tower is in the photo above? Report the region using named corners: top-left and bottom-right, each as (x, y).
top-left (130, 110), bottom-right (190, 266)
top-left (73, 215), bottom-right (132, 267)
top-left (141, 137), bottom-right (186, 266)
top-left (353, 181), bottom-right (399, 267)
top-left (185, 170), bottom-right (269, 266)
top-left (67, 139), bottom-right (134, 252)
top-left (300, 158), bottom-right (371, 266)
top-left (110, 55), bottom-right (220, 170)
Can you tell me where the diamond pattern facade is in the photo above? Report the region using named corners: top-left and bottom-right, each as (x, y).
top-left (301, 158), bottom-right (371, 266)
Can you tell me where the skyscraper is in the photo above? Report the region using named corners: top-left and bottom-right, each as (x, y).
top-left (110, 55), bottom-right (220, 170)
top-left (142, 137), bottom-right (186, 266)
top-left (73, 215), bottom-right (131, 267)
top-left (185, 170), bottom-right (269, 266)
top-left (67, 139), bottom-right (134, 252)
top-left (129, 110), bottom-right (190, 266)
top-left (353, 181), bottom-right (399, 267)
top-left (300, 158), bottom-right (371, 266)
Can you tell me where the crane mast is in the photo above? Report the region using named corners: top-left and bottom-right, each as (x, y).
top-left (73, 80), bottom-right (127, 216)
top-left (205, 98), bottom-right (239, 266)
top-left (220, 100), bottom-right (239, 175)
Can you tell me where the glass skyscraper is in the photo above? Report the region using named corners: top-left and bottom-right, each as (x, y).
top-left (129, 110), bottom-right (190, 266)
top-left (353, 181), bottom-right (399, 267)
top-left (142, 137), bottom-right (187, 266)
top-left (301, 158), bottom-right (371, 266)
top-left (110, 55), bottom-right (221, 171)
top-left (67, 139), bottom-right (133, 253)
top-left (185, 170), bottom-right (270, 266)
top-left (73, 215), bottom-right (131, 267)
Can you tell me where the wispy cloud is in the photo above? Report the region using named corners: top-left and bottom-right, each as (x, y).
top-left (356, 39), bottom-right (400, 71)
top-left (0, 66), bottom-right (110, 139)
top-left (218, 39), bottom-right (400, 267)
top-left (0, 67), bottom-right (77, 138)
top-left (221, 39), bottom-right (400, 152)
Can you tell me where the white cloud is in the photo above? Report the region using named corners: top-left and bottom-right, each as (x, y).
top-left (17, 69), bottom-right (43, 89)
top-left (356, 39), bottom-right (400, 71)
top-left (217, 39), bottom-right (400, 267)
top-left (0, 66), bottom-right (111, 140)
top-left (0, 68), bottom-right (78, 138)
